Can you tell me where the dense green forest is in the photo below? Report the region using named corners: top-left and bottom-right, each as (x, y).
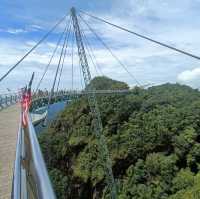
top-left (39, 76), bottom-right (200, 199)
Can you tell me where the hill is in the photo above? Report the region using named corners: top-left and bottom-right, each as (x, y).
top-left (39, 77), bottom-right (200, 199)
top-left (86, 76), bottom-right (129, 90)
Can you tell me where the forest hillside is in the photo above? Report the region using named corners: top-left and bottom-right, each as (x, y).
top-left (39, 76), bottom-right (200, 199)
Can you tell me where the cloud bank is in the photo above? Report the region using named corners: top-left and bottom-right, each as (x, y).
top-left (1, 0), bottom-right (200, 92)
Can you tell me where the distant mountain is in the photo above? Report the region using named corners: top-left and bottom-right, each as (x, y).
top-left (39, 77), bottom-right (200, 199)
top-left (86, 76), bottom-right (129, 90)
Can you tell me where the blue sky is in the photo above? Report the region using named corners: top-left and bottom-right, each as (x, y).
top-left (1, 0), bottom-right (200, 92)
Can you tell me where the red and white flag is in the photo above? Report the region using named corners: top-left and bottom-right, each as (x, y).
top-left (21, 88), bottom-right (31, 127)
top-left (21, 72), bottom-right (34, 127)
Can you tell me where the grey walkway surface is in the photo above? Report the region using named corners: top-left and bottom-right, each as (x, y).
top-left (0, 104), bottom-right (20, 199)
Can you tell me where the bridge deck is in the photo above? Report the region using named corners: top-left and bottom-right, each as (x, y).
top-left (0, 104), bottom-right (20, 199)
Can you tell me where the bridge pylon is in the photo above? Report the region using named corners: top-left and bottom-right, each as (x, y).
top-left (71, 7), bottom-right (117, 199)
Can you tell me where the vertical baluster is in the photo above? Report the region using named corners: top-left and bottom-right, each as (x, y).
top-left (0, 95), bottom-right (2, 109)
top-left (6, 95), bottom-right (8, 107)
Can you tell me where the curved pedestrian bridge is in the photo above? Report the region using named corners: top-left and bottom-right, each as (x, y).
top-left (0, 89), bottom-right (133, 198)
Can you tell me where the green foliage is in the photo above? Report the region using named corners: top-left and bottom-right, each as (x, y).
top-left (86, 76), bottom-right (129, 90)
top-left (49, 169), bottom-right (70, 199)
top-left (38, 77), bottom-right (200, 198)
top-left (171, 169), bottom-right (194, 193)
top-left (173, 127), bottom-right (197, 159)
top-left (169, 173), bottom-right (200, 199)
top-left (73, 140), bottom-right (105, 186)
top-left (117, 153), bottom-right (177, 199)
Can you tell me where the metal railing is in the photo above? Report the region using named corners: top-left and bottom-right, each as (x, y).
top-left (12, 111), bottom-right (56, 199)
top-left (0, 92), bottom-right (19, 110)
top-left (0, 89), bottom-right (131, 110)
top-left (31, 89), bottom-right (132, 101)
top-left (11, 88), bottom-right (132, 198)
top-left (12, 114), bottom-right (23, 198)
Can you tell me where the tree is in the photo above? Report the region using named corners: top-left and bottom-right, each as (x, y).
top-left (38, 78), bottom-right (200, 199)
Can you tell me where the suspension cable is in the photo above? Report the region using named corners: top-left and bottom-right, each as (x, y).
top-left (80, 10), bottom-right (200, 61)
top-left (0, 13), bottom-right (69, 83)
top-left (35, 17), bottom-right (70, 93)
top-left (79, 14), bottom-right (141, 86)
top-left (51, 18), bottom-right (71, 95)
top-left (79, 22), bottom-right (104, 76)
top-left (78, 56), bottom-right (84, 90)
top-left (79, 27), bottom-right (101, 77)
top-left (44, 17), bottom-right (72, 125)
top-left (56, 21), bottom-right (72, 92)
top-left (71, 31), bottom-right (74, 90)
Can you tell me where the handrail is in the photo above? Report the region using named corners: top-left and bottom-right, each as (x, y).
top-left (12, 111), bottom-right (56, 199)
top-left (1, 89), bottom-right (132, 109)
top-left (26, 113), bottom-right (56, 199)
top-left (12, 113), bottom-right (22, 199)
top-left (0, 93), bottom-right (20, 110)
top-left (31, 89), bottom-right (132, 101)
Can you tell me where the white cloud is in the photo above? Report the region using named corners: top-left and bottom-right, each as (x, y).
top-left (0, 28), bottom-right (27, 34)
top-left (29, 24), bottom-right (44, 31)
top-left (1, 0), bottom-right (200, 92)
top-left (177, 67), bottom-right (200, 82)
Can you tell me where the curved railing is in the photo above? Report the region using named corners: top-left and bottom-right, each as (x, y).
top-left (11, 88), bottom-right (132, 199)
top-left (12, 111), bottom-right (56, 199)
top-left (12, 114), bottom-right (22, 198)
top-left (0, 92), bottom-right (19, 110)
top-left (31, 89), bottom-right (132, 104)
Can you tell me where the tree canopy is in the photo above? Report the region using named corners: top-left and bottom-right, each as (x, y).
top-left (39, 76), bottom-right (200, 199)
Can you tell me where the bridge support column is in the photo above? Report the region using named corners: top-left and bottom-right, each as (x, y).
top-left (71, 7), bottom-right (117, 199)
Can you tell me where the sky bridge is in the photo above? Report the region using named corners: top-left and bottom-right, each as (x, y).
top-left (0, 6), bottom-right (200, 199)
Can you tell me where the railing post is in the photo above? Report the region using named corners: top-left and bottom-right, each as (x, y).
top-left (6, 95), bottom-right (8, 106)
top-left (0, 96), bottom-right (2, 109)
top-left (10, 95), bottom-right (12, 104)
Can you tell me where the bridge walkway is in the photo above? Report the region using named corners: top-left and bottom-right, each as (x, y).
top-left (0, 104), bottom-right (20, 199)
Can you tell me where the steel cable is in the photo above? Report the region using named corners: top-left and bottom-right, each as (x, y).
top-left (0, 13), bottom-right (69, 82)
top-left (80, 10), bottom-right (200, 61)
top-left (79, 14), bottom-right (141, 86)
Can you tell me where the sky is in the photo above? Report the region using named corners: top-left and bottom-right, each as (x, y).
top-left (1, 0), bottom-right (200, 93)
